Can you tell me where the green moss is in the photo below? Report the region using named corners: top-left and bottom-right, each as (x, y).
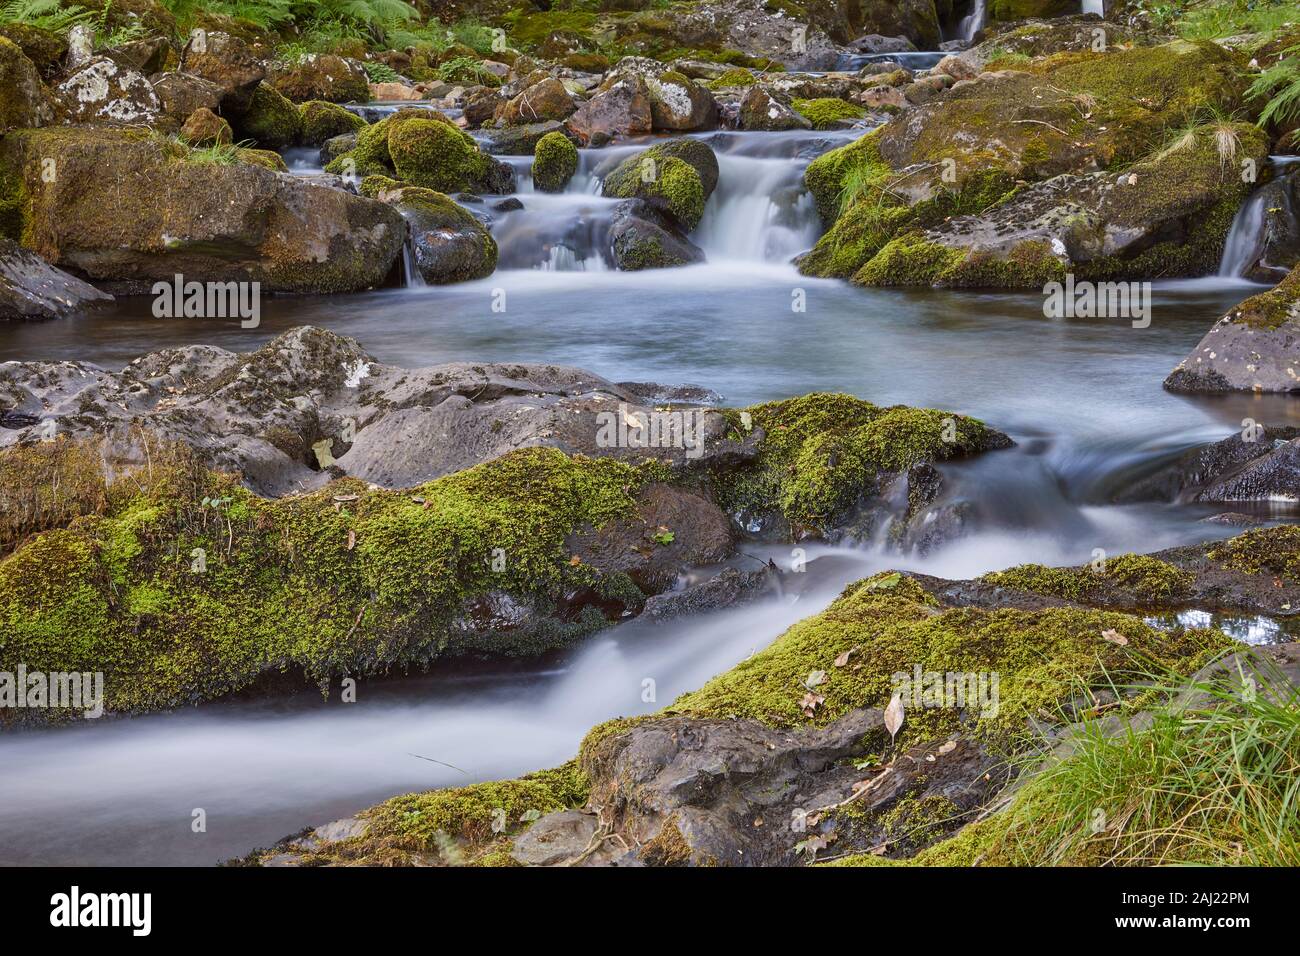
top-left (710, 393), bottom-right (1001, 533)
top-left (531, 130), bottom-right (578, 193)
top-left (660, 572), bottom-right (1227, 743)
top-left (603, 155), bottom-right (705, 231)
top-left (501, 9), bottom-right (599, 51)
top-left (984, 553), bottom-right (1196, 606)
top-left (791, 97), bottom-right (866, 130)
top-left (388, 115), bottom-right (501, 193)
top-left (299, 100), bottom-right (366, 146)
top-left (1208, 525), bottom-right (1300, 582)
top-left (709, 68), bottom-right (757, 88)
top-left (853, 234), bottom-right (964, 286)
top-left (234, 147), bottom-right (289, 172)
top-left (0, 444), bottom-right (666, 717)
top-left (238, 84), bottom-right (303, 150)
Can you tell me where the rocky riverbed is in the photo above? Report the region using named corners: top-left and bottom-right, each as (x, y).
top-left (2, 0), bottom-right (1300, 868)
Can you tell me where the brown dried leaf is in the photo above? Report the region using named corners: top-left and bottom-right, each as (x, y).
top-left (884, 693), bottom-right (905, 740)
top-left (1101, 628), bottom-right (1128, 646)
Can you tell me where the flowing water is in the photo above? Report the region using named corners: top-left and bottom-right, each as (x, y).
top-left (0, 127), bottom-right (1295, 865)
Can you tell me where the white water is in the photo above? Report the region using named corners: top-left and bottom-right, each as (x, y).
top-left (1082, 0), bottom-right (1105, 14)
top-left (1218, 188), bottom-right (1269, 278)
top-left (959, 0), bottom-right (987, 44)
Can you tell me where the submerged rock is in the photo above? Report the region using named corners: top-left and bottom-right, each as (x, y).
top-left (607, 199), bottom-right (707, 270)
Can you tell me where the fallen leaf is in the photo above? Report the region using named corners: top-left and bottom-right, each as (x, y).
top-left (804, 669), bottom-right (827, 688)
top-left (346, 529), bottom-right (356, 551)
top-left (867, 572), bottom-right (902, 591)
top-left (834, 647), bottom-right (858, 668)
top-left (800, 691), bottom-right (825, 717)
top-left (569, 555), bottom-right (582, 566)
top-left (884, 693), bottom-right (905, 740)
top-left (937, 740), bottom-right (957, 756)
top-left (333, 494), bottom-right (359, 503)
top-left (794, 835), bottom-right (829, 857)
top-left (1101, 629), bottom-right (1128, 646)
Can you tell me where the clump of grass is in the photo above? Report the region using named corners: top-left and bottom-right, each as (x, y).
top-left (1174, 0), bottom-right (1300, 40)
top-left (929, 653), bottom-right (1300, 866)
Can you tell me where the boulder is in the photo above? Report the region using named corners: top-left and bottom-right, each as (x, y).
top-left (498, 77), bottom-right (578, 125)
top-left (602, 155), bottom-right (705, 232)
top-left (0, 238), bottom-right (112, 321)
top-left (102, 36), bottom-right (170, 75)
top-left (150, 70), bottom-right (225, 123)
top-left (368, 82), bottom-right (422, 101)
top-left (266, 53), bottom-right (369, 104)
top-left (855, 0), bottom-right (943, 48)
top-left (565, 75), bottom-right (652, 145)
top-left (180, 31), bottom-right (264, 114)
top-left (1118, 426), bottom-right (1300, 503)
top-left (0, 127), bottom-right (405, 295)
top-left (1166, 266), bottom-right (1300, 394)
top-left (481, 120), bottom-right (570, 156)
top-left (645, 71), bottom-right (719, 131)
top-left (598, 138), bottom-right (719, 210)
top-left (299, 100), bottom-right (366, 146)
top-left (532, 131), bottom-right (579, 193)
top-left (608, 199), bottom-right (707, 270)
top-left (56, 56), bottom-right (162, 125)
top-left (361, 176), bottom-right (498, 284)
top-left (0, 23), bottom-right (66, 77)
top-left (236, 83), bottom-right (303, 149)
top-left (387, 115), bottom-right (516, 194)
top-left (0, 36), bottom-right (55, 129)
top-left (739, 86), bottom-right (811, 131)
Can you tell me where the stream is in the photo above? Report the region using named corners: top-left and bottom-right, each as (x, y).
top-left (1, 125), bottom-right (1296, 866)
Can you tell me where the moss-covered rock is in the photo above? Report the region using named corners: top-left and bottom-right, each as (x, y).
top-left (236, 83), bottom-right (302, 150)
top-left (0, 23), bottom-right (66, 78)
top-left (0, 445), bottom-right (673, 718)
top-left (299, 100), bottom-right (366, 147)
top-left (179, 107), bottom-right (233, 148)
top-left (531, 131), bottom-right (579, 193)
top-left (987, 0), bottom-right (1076, 20)
top-left (0, 126), bottom-right (403, 293)
top-left (602, 155), bottom-right (705, 232)
top-left (0, 36), bottom-right (58, 129)
top-left (266, 53), bottom-right (370, 104)
top-left (710, 393), bottom-right (1010, 536)
top-left (792, 96), bottom-right (866, 130)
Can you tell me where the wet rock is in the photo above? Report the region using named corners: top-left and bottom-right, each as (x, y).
top-left (847, 34), bottom-right (917, 54)
top-left (641, 567), bottom-right (775, 620)
top-left (0, 36), bottom-right (55, 128)
top-left (180, 31), bottom-right (265, 115)
top-left (1166, 265), bottom-right (1300, 393)
top-left (299, 100), bottom-right (366, 146)
top-left (266, 53), bottom-right (369, 104)
top-left (1118, 426), bottom-right (1300, 504)
top-left (0, 127), bottom-right (404, 295)
top-left (387, 115), bottom-right (516, 194)
top-left (598, 137), bottom-right (719, 203)
top-left (480, 120), bottom-right (568, 155)
top-left (739, 85), bottom-right (811, 131)
top-left (608, 199), bottom-right (707, 270)
top-left (565, 75), bottom-right (653, 144)
top-left (532, 131), bottom-right (578, 192)
top-left (57, 56), bottom-right (162, 125)
top-left (361, 177), bottom-right (498, 284)
top-left (0, 238), bottom-right (112, 322)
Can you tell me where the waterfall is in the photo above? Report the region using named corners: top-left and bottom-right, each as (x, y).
top-left (1081, 0), bottom-right (1104, 14)
top-left (401, 225), bottom-right (425, 288)
top-left (959, 0), bottom-right (987, 44)
top-left (1217, 189), bottom-right (1268, 278)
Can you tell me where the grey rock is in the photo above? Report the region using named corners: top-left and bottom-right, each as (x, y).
top-left (0, 238), bottom-right (112, 322)
top-left (510, 810), bottom-right (598, 865)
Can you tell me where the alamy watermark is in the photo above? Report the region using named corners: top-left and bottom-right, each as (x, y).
top-left (152, 274), bottom-right (261, 328)
top-left (1043, 273), bottom-right (1151, 328)
top-left (0, 665), bottom-right (103, 718)
top-left (891, 665), bottom-right (1000, 718)
top-left (595, 403), bottom-right (706, 460)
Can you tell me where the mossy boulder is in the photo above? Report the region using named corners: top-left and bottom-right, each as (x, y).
top-left (325, 110), bottom-right (515, 194)
top-left (0, 445), bottom-right (680, 719)
top-left (532, 131), bottom-right (579, 193)
top-left (0, 36), bottom-right (55, 130)
top-left (150, 71), bottom-right (226, 124)
top-left (709, 392), bottom-right (1011, 539)
top-left (858, 0), bottom-right (943, 48)
top-left (361, 176), bottom-right (498, 284)
top-left (0, 126), bottom-right (404, 294)
top-left (607, 199), bottom-right (707, 270)
top-left (987, 0), bottom-right (1077, 20)
top-left (739, 85), bottom-right (811, 131)
top-left (299, 100), bottom-right (367, 147)
top-left (235, 83), bottom-right (303, 150)
top-left (800, 41), bottom-right (1255, 283)
top-left (1166, 264), bottom-right (1300, 393)
top-left (0, 23), bottom-right (66, 77)
top-left (602, 155), bottom-right (706, 232)
top-left (266, 53), bottom-right (370, 104)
